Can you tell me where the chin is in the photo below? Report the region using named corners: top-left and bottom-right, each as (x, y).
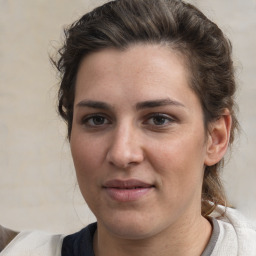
top-left (98, 212), bottom-right (165, 240)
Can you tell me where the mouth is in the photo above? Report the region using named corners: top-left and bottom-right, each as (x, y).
top-left (103, 179), bottom-right (155, 202)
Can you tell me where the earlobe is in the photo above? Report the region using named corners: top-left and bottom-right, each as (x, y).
top-left (204, 109), bottom-right (232, 166)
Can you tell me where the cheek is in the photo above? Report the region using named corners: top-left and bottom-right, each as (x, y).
top-left (70, 134), bottom-right (105, 184)
top-left (70, 135), bottom-right (105, 210)
top-left (147, 134), bottom-right (206, 192)
top-left (71, 130), bottom-right (108, 163)
top-left (149, 133), bottom-right (205, 168)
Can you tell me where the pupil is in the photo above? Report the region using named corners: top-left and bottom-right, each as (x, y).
top-left (93, 116), bottom-right (104, 125)
top-left (153, 116), bottom-right (165, 125)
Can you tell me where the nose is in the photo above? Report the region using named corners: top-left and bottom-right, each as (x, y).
top-left (106, 125), bottom-right (144, 168)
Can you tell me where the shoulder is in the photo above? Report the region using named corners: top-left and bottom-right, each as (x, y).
top-left (210, 205), bottom-right (256, 255)
top-left (0, 229), bottom-right (64, 256)
top-left (0, 225), bottom-right (19, 253)
top-left (214, 205), bottom-right (256, 236)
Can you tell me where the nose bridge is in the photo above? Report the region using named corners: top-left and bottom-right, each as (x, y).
top-left (106, 120), bottom-right (143, 168)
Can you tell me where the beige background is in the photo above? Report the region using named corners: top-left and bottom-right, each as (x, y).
top-left (0, 0), bottom-right (255, 234)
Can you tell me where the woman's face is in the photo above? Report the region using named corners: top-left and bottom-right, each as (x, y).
top-left (71, 44), bottom-right (209, 239)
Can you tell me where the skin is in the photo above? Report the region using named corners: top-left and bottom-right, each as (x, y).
top-left (70, 44), bottom-right (231, 256)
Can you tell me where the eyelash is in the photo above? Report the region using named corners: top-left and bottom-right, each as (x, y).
top-left (144, 113), bottom-right (175, 127)
top-left (81, 114), bottom-right (111, 127)
top-left (81, 113), bottom-right (175, 129)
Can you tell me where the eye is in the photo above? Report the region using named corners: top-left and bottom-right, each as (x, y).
top-left (82, 114), bottom-right (110, 127)
top-left (144, 113), bottom-right (175, 126)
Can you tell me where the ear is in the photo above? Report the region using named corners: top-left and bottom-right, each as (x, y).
top-left (204, 109), bottom-right (232, 166)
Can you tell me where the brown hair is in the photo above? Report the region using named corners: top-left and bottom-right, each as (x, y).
top-left (52, 0), bottom-right (238, 216)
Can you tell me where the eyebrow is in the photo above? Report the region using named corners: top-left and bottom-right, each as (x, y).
top-left (76, 98), bottom-right (185, 110)
top-left (136, 98), bottom-right (185, 110)
top-left (76, 100), bottom-right (112, 110)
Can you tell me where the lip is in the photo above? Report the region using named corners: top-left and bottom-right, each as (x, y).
top-left (103, 179), bottom-right (154, 202)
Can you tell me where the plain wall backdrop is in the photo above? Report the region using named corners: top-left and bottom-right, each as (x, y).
top-left (0, 0), bottom-right (256, 234)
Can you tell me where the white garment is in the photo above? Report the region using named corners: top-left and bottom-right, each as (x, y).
top-left (1, 206), bottom-right (255, 256)
top-left (0, 231), bottom-right (63, 256)
top-left (210, 206), bottom-right (256, 256)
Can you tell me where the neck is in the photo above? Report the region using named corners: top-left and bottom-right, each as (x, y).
top-left (93, 214), bottom-right (212, 256)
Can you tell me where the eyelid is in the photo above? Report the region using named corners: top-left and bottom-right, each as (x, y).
top-left (79, 112), bottom-right (177, 128)
top-left (143, 112), bottom-right (176, 126)
top-left (81, 113), bottom-right (112, 126)
top-left (144, 112), bottom-right (175, 120)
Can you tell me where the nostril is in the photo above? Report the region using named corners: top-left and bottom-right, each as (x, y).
top-left (106, 150), bottom-right (143, 168)
top-left (106, 132), bottom-right (144, 168)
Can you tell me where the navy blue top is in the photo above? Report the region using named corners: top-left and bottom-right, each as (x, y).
top-left (61, 223), bottom-right (97, 256)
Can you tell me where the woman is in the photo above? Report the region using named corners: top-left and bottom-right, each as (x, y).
top-left (1, 0), bottom-right (255, 255)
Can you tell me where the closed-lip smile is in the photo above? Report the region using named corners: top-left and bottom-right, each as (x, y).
top-left (103, 179), bottom-right (154, 202)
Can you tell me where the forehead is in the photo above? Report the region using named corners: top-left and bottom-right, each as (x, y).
top-left (78, 44), bottom-right (188, 76)
top-left (75, 44), bottom-right (193, 103)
